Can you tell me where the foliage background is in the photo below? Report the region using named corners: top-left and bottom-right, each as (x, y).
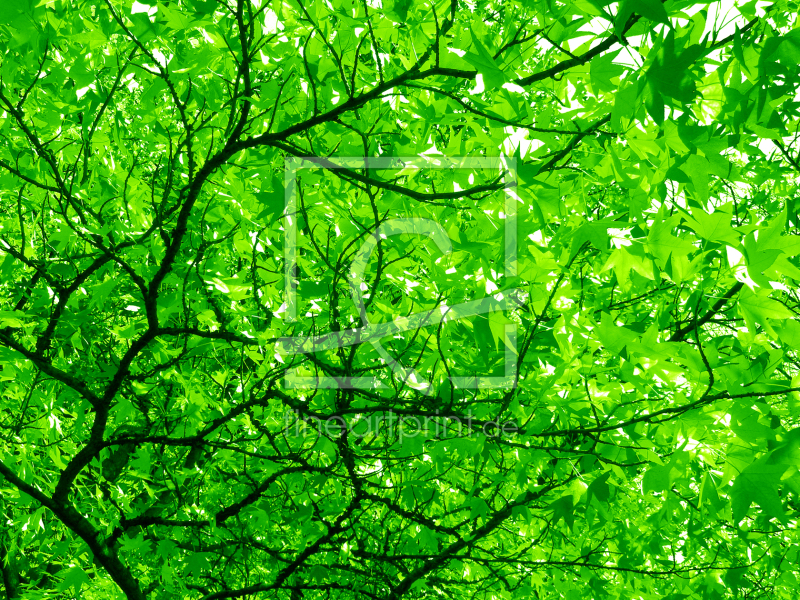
top-left (1, 0), bottom-right (800, 598)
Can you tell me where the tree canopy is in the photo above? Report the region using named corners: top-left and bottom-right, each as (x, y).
top-left (2, 0), bottom-right (800, 598)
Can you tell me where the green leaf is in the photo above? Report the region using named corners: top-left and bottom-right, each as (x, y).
top-left (488, 311), bottom-right (517, 355)
top-left (663, 120), bottom-right (689, 153)
top-left (743, 232), bottom-right (782, 287)
top-left (730, 456), bottom-right (788, 524)
top-left (699, 472), bottom-right (725, 513)
top-left (549, 494), bottom-right (574, 530)
top-left (590, 51), bottom-right (624, 93)
top-left (462, 30), bottom-right (506, 90)
top-left (634, 0), bottom-right (670, 24)
top-left (642, 464), bottom-right (672, 494)
top-left (647, 213), bottom-right (695, 268)
top-left (774, 28), bottom-right (800, 63)
top-left (611, 83), bottom-right (638, 131)
top-left (616, 0), bottom-right (670, 39)
top-left (584, 471), bottom-right (612, 506)
top-left (255, 174), bottom-right (285, 224)
top-left (570, 219), bottom-right (617, 253)
top-left (683, 209), bottom-right (740, 246)
top-left (646, 32), bottom-right (702, 105)
top-left (601, 244), bottom-right (655, 289)
top-left (59, 567), bottom-right (91, 597)
top-left (738, 287), bottom-right (795, 336)
top-left (757, 208), bottom-right (800, 256)
top-left (681, 154), bottom-right (710, 201)
top-left (595, 312), bottom-right (638, 354)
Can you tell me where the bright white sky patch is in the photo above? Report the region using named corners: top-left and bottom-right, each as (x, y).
top-left (503, 126), bottom-right (542, 157)
top-left (264, 8), bottom-right (281, 34)
top-left (131, 1), bottom-right (156, 16)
